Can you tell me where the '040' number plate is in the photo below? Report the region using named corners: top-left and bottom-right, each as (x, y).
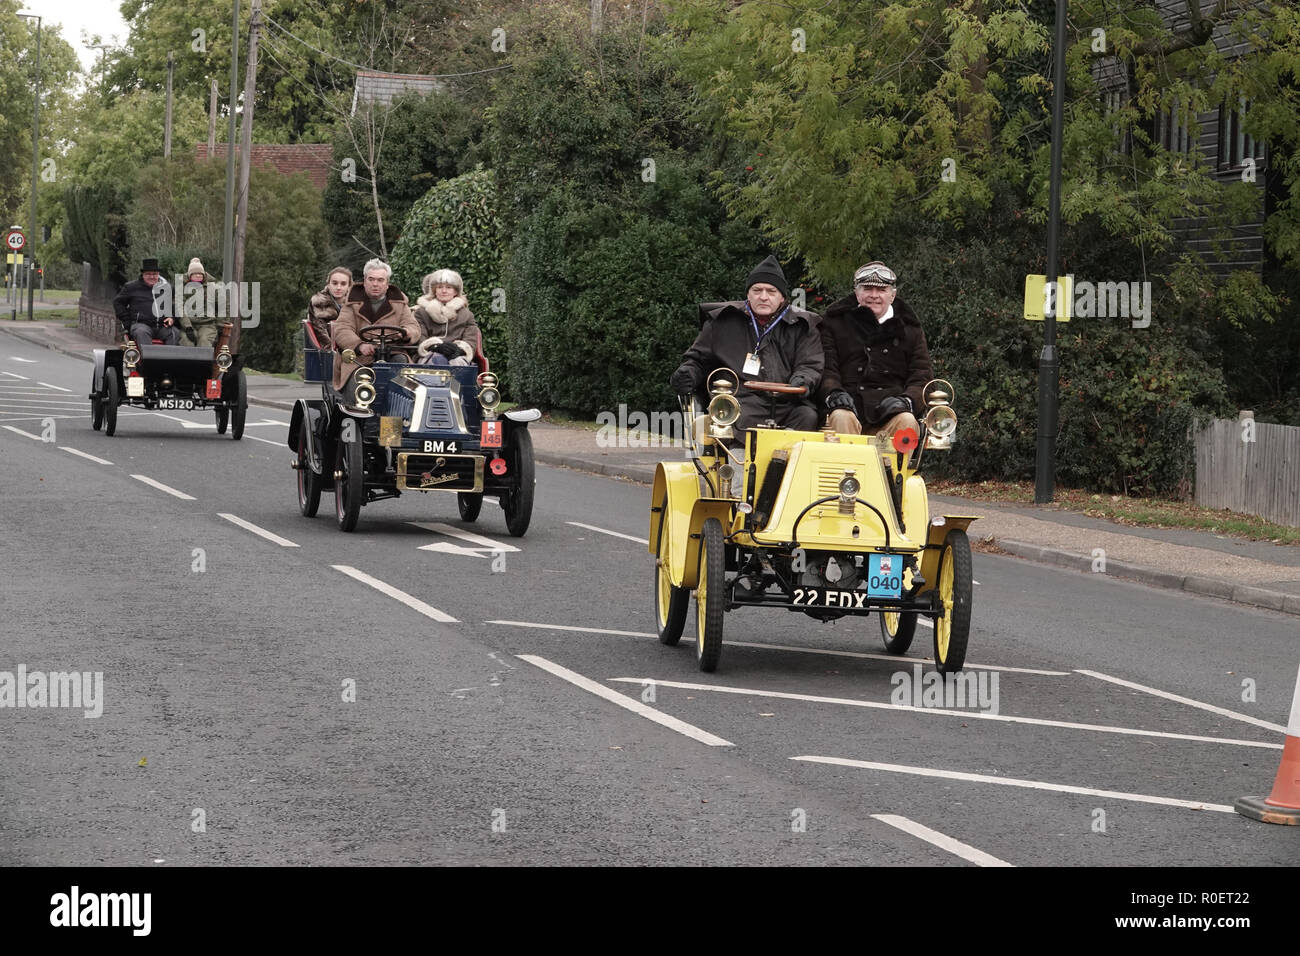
top-left (158, 398), bottom-right (195, 410)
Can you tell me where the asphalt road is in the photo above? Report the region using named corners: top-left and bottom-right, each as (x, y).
top-left (1, 337), bottom-right (1297, 867)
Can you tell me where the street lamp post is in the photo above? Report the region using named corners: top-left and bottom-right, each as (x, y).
top-left (86, 43), bottom-right (111, 98)
top-left (17, 12), bottom-right (41, 323)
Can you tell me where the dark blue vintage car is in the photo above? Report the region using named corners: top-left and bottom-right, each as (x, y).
top-left (288, 320), bottom-right (539, 534)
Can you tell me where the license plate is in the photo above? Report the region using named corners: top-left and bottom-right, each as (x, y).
top-left (480, 420), bottom-right (502, 448)
top-left (791, 586), bottom-right (872, 608)
top-left (158, 398), bottom-right (195, 410)
top-left (205, 379), bottom-right (223, 399)
top-left (866, 553), bottom-right (904, 598)
top-left (126, 377), bottom-right (144, 398)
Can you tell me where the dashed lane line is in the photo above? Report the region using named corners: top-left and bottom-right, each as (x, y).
top-left (484, 620), bottom-right (1068, 676)
top-left (1076, 669), bottom-right (1288, 735)
top-left (566, 521), bottom-right (649, 544)
top-left (2, 424), bottom-right (42, 440)
top-left (793, 756), bottom-right (1236, 813)
top-left (606, 678), bottom-right (1281, 749)
top-left (218, 513), bottom-right (299, 548)
top-left (870, 814), bottom-right (1013, 867)
top-left (60, 447), bottom-right (111, 465)
top-left (517, 654), bottom-right (733, 747)
top-left (37, 381), bottom-right (72, 392)
top-left (130, 474), bottom-right (197, 500)
top-left (331, 565), bottom-right (458, 623)
top-left (0, 370), bottom-right (30, 379)
top-left (243, 435), bottom-right (283, 446)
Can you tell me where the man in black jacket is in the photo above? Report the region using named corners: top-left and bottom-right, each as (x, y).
top-left (113, 257), bottom-right (179, 346)
top-left (816, 261), bottom-right (932, 439)
top-left (670, 255), bottom-right (823, 433)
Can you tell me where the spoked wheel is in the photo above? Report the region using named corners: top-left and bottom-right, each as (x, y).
top-left (695, 517), bottom-right (725, 672)
top-left (230, 369), bottom-right (247, 440)
top-left (103, 369), bottom-right (119, 437)
top-left (502, 428), bottom-right (535, 537)
top-left (934, 529), bottom-right (973, 673)
top-left (653, 495), bottom-right (688, 646)
top-left (880, 609), bottom-right (918, 654)
top-left (297, 428), bottom-right (321, 518)
top-left (90, 373), bottom-right (104, 431)
top-left (215, 407), bottom-right (229, 434)
top-left (335, 428), bottom-right (364, 532)
top-left (458, 492), bottom-right (483, 522)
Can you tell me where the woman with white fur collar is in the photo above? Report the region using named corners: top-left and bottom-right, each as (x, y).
top-left (413, 269), bottom-right (481, 367)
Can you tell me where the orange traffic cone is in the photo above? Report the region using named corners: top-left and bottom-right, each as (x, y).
top-left (1235, 660), bottom-right (1300, 824)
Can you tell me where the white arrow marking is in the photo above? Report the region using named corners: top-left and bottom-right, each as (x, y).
top-left (410, 521), bottom-right (520, 558)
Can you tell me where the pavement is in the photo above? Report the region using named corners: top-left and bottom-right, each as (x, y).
top-left (6, 316), bottom-right (1300, 619)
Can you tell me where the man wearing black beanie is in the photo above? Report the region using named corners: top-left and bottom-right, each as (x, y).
top-left (670, 254), bottom-right (823, 435)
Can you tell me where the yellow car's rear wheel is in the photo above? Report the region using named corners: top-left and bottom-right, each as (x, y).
top-left (695, 517), bottom-right (725, 672)
top-left (880, 609), bottom-right (917, 654)
top-left (934, 529), bottom-right (972, 673)
top-left (653, 497), bottom-right (688, 646)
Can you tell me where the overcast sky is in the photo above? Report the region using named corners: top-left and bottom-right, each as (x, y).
top-left (19, 0), bottom-right (130, 71)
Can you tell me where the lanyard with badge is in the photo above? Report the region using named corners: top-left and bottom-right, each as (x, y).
top-left (743, 303), bottom-right (788, 376)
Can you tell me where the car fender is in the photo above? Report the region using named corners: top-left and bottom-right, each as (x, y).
top-left (916, 515), bottom-right (980, 595)
top-left (503, 407), bottom-right (541, 424)
top-left (92, 349), bottom-right (108, 393)
top-left (288, 399), bottom-right (327, 470)
top-left (651, 461), bottom-right (721, 590)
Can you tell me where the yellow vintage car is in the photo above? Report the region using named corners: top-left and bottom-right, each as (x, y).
top-left (650, 371), bottom-right (976, 673)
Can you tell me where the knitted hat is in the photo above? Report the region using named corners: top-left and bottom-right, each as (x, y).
top-left (745, 255), bottom-right (790, 300)
top-left (422, 269), bottom-right (464, 296)
top-left (186, 257), bottom-right (206, 278)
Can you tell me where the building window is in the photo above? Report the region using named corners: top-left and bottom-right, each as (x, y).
top-left (1103, 90), bottom-right (1132, 155)
top-left (1218, 96), bottom-right (1258, 169)
top-left (1153, 97), bottom-right (1191, 154)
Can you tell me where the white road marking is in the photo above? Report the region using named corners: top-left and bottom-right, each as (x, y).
top-left (218, 513), bottom-right (299, 548)
top-left (243, 435), bottom-right (282, 446)
top-left (2, 424), bottom-right (42, 440)
top-left (567, 521), bottom-right (649, 544)
top-left (870, 814), bottom-right (1012, 867)
top-left (607, 678), bottom-right (1281, 749)
top-left (518, 654), bottom-right (732, 747)
top-left (488, 620), bottom-right (656, 638)
top-left (331, 565), bottom-right (458, 622)
top-left (37, 381), bottom-right (72, 392)
top-left (485, 620), bottom-right (1068, 676)
top-left (1076, 669), bottom-right (1288, 735)
top-left (0, 370), bottom-right (30, 379)
top-left (130, 474), bottom-right (197, 500)
top-left (412, 521), bottom-right (520, 558)
top-left (10, 356), bottom-right (36, 363)
top-left (918, 619), bottom-right (933, 629)
top-left (973, 580), bottom-right (981, 585)
top-left (0, 398), bottom-right (92, 406)
top-left (60, 446), bottom-right (111, 465)
top-left (0, 414), bottom-right (83, 423)
top-left (794, 756), bottom-right (1236, 813)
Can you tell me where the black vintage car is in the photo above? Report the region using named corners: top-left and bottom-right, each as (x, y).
top-left (288, 321), bottom-right (539, 534)
top-left (89, 323), bottom-right (248, 438)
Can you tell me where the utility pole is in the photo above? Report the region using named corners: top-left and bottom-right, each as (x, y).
top-left (17, 13), bottom-right (40, 323)
top-left (1034, 0), bottom-right (1068, 504)
top-left (164, 52), bottom-right (174, 158)
top-left (591, 0), bottom-right (602, 33)
top-left (231, 0), bottom-right (261, 352)
top-left (86, 44), bottom-right (110, 98)
top-left (207, 78), bottom-right (218, 154)
top-left (221, 0), bottom-right (241, 288)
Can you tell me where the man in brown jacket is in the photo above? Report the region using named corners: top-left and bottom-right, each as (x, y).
top-left (332, 259), bottom-right (421, 390)
top-left (816, 261), bottom-right (932, 439)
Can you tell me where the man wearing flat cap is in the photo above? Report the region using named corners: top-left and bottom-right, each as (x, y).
top-left (113, 257), bottom-right (179, 347)
top-left (817, 260), bottom-right (932, 440)
top-left (670, 254), bottom-right (823, 433)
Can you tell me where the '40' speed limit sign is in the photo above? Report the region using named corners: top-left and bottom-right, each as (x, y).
top-left (5, 230), bottom-right (24, 252)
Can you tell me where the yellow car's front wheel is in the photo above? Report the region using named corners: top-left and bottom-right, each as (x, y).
top-left (695, 517), bottom-right (725, 672)
top-left (879, 609), bottom-right (917, 654)
top-left (933, 529), bottom-right (973, 673)
top-left (653, 498), bottom-right (688, 646)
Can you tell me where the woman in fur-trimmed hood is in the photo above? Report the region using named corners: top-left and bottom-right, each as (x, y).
top-left (306, 266), bottom-right (353, 347)
top-left (412, 269), bottom-right (481, 366)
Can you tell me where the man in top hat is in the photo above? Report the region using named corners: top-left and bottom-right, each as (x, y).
top-left (670, 254), bottom-right (823, 434)
top-left (113, 257), bottom-right (179, 347)
top-left (816, 260), bottom-right (932, 440)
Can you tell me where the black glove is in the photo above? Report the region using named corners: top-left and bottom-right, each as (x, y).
top-left (670, 365), bottom-right (699, 396)
top-left (787, 374), bottom-right (812, 395)
top-left (825, 389), bottom-right (855, 412)
top-left (876, 395), bottom-right (912, 419)
top-left (435, 342), bottom-right (461, 359)
top-left (184, 326), bottom-right (198, 345)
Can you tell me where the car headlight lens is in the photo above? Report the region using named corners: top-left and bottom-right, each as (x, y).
top-left (925, 405), bottom-right (957, 438)
top-left (354, 382), bottom-right (376, 407)
top-left (123, 346), bottom-right (140, 366)
top-left (479, 386), bottom-right (500, 411)
top-left (839, 473), bottom-right (860, 498)
top-left (216, 350), bottom-right (233, 371)
top-left (708, 392), bottom-right (740, 427)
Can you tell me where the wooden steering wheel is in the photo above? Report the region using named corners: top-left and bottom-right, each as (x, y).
top-left (743, 380), bottom-right (808, 396)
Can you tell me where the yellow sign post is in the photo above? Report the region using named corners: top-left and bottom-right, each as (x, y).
top-left (1024, 274), bottom-right (1072, 323)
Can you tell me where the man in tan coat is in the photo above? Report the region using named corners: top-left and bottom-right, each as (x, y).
top-left (332, 259), bottom-right (421, 390)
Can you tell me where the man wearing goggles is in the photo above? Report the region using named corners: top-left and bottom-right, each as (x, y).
top-left (816, 260), bottom-right (933, 439)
